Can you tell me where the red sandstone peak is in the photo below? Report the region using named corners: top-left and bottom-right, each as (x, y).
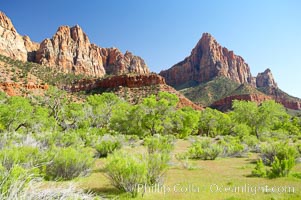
top-left (160, 33), bottom-right (255, 88)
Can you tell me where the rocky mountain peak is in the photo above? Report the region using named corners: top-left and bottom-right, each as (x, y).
top-left (35, 24), bottom-right (150, 77)
top-left (256, 68), bottom-right (278, 88)
top-left (0, 11), bottom-right (16, 32)
top-left (160, 33), bottom-right (255, 88)
top-left (70, 25), bottom-right (90, 43)
top-left (0, 11), bottom-right (35, 61)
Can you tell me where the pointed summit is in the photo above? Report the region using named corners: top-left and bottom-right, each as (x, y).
top-left (0, 11), bottom-right (37, 61)
top-left (256, 68), bottom-right (278, 88)
top-left (35, 23), bottom-right (150, 77)
top-left (159, 33), bottom-right (254, 89)
top-left (0, 11), bottom-right (16, 32)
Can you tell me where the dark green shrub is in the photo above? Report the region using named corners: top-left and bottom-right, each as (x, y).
top-left (105, 151), bottom-right (147, 197)
top-left (60, 131), bottom-right (85, 147)
top-left (241, 135), bottom-right (258, 151)
top-left (45, 147), bottom-right (94, 181)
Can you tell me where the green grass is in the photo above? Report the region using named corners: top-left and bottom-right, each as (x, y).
top-left (179, 77), bottom-right (240, 106)
top-left (229, 84), bottom-right (264, 96)
top-left (74, 139), bottom-right (301, 200)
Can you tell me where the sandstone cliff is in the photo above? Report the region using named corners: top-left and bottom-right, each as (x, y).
top-left (211, 94), bottom-right (272, 111)
top-left (160, 33), bottom-right (255, 88)
top-left (66, 73), bottom-right (165, 92)
top-left (0, 11), bottom-right (38, 61)
top-left (35, 25), bottom-right (106, 77)
top-left (256, 68), bottom-right (278, 88)
top-left (35, 25), bottom-right (150, 77)
top-left (0, 82), bottom-right (48, 96)
top-left (0, 12), bottom-right (150, 78)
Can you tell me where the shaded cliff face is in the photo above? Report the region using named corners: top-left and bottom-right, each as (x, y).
top-left (35, 25), bottom-right (150, 77)
top-left (0, 12), bottom-right (38, 61)
top-left (160, 33), bottom-right (255, 88)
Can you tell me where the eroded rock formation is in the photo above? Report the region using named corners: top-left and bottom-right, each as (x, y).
top-left (160, 33), bottom-right (255, 88)
top-left (256, 68), bottom-right (278, 88)
top-left (0, 11), bottom-right (37, 61)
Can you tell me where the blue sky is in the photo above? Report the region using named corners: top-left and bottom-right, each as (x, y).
top-left (1, 0), bottom-right (300, 98)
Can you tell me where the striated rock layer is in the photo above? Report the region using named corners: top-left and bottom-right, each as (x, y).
top-left (0, 82), bottom-right (48, 96)
top-left (66, 73), bottom-right (165, 92)
top-left (211, 94), bottom-right (272, 111)
top-left (160, 33), bottom-right (255, 88)
top-left (66, 73), bottom-right (203, 110)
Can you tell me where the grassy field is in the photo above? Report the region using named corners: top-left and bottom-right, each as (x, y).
top-left (69, 139), bottom-right (301, 200)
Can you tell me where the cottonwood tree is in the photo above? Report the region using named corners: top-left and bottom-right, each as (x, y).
top-left (140, 92), bottom-right (178, 136)
top-left (231, 100), bottom-right (288, 139)
top-left (86, 93), bottom-right (123, 129)
top-left (0, 96), bottom-right (34, 132)
top-left (198, 107), bottom-right (231, 137)
top-left (42, 86), bottom-right (68, 122)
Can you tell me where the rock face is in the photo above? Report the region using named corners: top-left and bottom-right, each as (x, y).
top-left (101, 49), bottom-right (150, 75)
top-left (211, 94), bottom-right (272, 111)
top-left (160, 33), bottom-right (255, 88)
top-left (67, 73), bottom-right (165, 92)
top-left (35, 25), bottom-right (150, 77)
top-left (23, 35), bottom-right (39, 62)
top-left (0, 11), bottom-right (37, 61)
top-left (35, 25), bottom-right (106, 77)
top-left (0, 12), bottom-right (150, 77)
top-left (65, 73), bottom-right (203, 110)
top-left (0, 82), bottom-right (48, 96)
top-left (256, 68), bottom-right (278, 88)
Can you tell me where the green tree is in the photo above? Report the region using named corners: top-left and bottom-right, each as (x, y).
top-left (86, 93), bottom-right (122, 128)
top-left (231, 100), bottom-right (288, 139)
top-left (110, 101), bottom-right (131, 132)
top-left (42, 86), bottom-right (68, 122)
top-left (61, 102), bottom-right (85, 130)
top-left (0, 96), bottom-right (33, 132)
top-left (198, 108), bottom-right (231, 137)
top-left (172, 107), bottom-right (200, 138)
top-left (140, 92), bottom-right (178, 136)
top-left (29, 106), bottom-right (56, 133)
